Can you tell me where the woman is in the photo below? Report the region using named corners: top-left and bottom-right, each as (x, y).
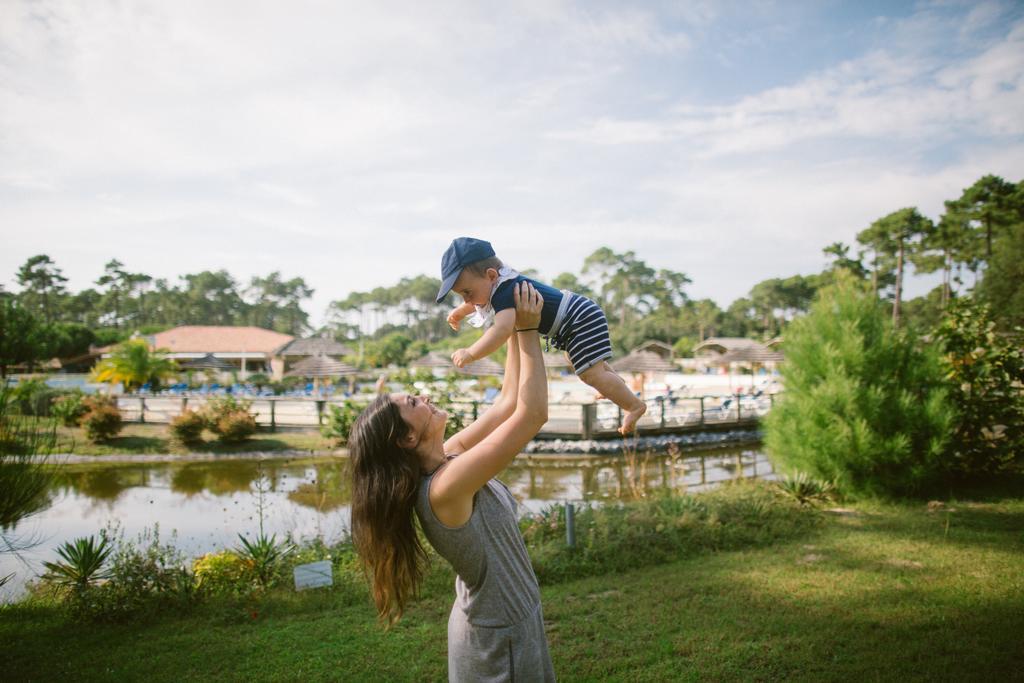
top-left (349, 282), bottom-right (555, 681)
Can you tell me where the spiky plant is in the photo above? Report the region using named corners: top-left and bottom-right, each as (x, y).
top-left (774, 472), bottom-right (836, 507)
top-left (42, 535), bottom-right (113, 593)
top-left (234, 532), bottom-right (295, 589)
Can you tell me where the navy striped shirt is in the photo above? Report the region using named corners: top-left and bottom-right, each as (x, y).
top-left (490, 276), bottom-right (564, 335)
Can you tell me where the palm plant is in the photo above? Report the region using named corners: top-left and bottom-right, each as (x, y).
top-left (774, 472), bottom-right (836, 507)
top-left (42, 535), bottom-right (113, 593)
top-left (234, 532), bottom-right (295, 589)
top-left (90, 338), bottom-right (177, 392)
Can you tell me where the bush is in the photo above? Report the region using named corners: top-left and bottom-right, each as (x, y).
top-left (44, 525), bottom-right (197, 621)
top-left (321, 399), bottom-right (365, 445)
top-left (234, 532), bottom-right (295, 590)
top-left (764, 276), bottom-right (954, 497)
top-left (10, 380), bottom-right (62, 417)
top-left (212, 412), bottom-right (257, 443)
top-left (192, 551), bottom-right (252, 595)
top-left (203, 397), bottom-right (257, 443)
top-left (521, 481), bottom-right (816, 583)
top-left (773, 472), bottom-right (836, 507)
top-left (168, 410), bottom-right (206, 445)
top-left (934, 299), bottom-right (1024, 476)
top-left (81, 401), bottom-right (122, 443)
top-left (51, 391), bottom-right (87, 427)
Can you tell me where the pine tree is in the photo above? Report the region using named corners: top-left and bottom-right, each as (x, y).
top-left (764, 273), bottom-right (954, 497)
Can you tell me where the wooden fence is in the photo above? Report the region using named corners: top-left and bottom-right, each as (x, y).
top-left (116, 392), bottom-right (777, 440)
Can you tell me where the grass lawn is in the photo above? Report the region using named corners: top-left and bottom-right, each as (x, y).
top-left (3, 494), bottom-right (1021, 681)
top-left (51, 422), bottom-right (336, 456)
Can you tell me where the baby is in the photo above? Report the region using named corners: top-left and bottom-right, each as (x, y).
top-left (436, 237), bottom-right (647, 434)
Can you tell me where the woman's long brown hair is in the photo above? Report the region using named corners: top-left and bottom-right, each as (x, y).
top-left (348, 394), bottom-right (429, 625)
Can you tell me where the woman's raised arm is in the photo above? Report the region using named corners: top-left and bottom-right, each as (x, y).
top-left (430, 283), bottom-right (548, 526)
top-left (443, 330), bottom-right (521, 455)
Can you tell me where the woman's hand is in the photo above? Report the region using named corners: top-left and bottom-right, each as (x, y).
top-left (513, 282), bottom-right (542, 331)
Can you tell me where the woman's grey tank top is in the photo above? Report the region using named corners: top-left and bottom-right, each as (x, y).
top-left (414, 462), bottom-right (541, 627)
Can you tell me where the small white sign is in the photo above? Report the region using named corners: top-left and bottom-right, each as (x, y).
top-left (293, 560), bottom-right (333, 591)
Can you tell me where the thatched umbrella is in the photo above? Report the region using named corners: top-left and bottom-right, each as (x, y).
top-left (610, 350), bottom-right (677, 399)
top-left (611, 350), bottom-right (677, 374)
top-left (717, 347), bottom-right (784, 364)
top-left (286, 354), bottom-right (361, 392)
top-left (409, 351), bottom-right (453, 371)
top-left (410, 351), bottom-right (504, 377)
top-left (460, 357), bottom-right (504, 377)
top-left (713, 346), bottom-right (784, 390)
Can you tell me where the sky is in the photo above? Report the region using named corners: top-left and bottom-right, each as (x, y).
top-left (2, 0), bottom-right (1023, 328)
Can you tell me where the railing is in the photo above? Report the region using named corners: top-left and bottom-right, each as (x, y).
top-left (115, 391), bottom-right (779, 439)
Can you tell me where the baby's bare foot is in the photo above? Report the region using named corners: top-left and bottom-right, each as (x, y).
top-left (619, 402), bottom-right (647, 435)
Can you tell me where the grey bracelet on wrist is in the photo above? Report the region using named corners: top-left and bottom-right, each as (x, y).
top-left (515, 327), bottom-right (540, 332)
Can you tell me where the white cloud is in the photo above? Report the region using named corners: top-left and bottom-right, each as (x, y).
top-left (1, 1), bottom-right (1022, 322)
top-left (551, 16), bottom-right (1024, 154)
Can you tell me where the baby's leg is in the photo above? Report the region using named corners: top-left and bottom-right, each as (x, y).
top-left (579, 361), bottom-right (647, 434)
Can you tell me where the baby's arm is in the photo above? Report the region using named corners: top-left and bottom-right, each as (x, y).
top-left (451, 309), bottom-right (515, 367)
top-left (447, 301), bottom-right (476, 331)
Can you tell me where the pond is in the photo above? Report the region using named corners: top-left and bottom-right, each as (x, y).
top-left (0, 445), bottom-right (776, 602)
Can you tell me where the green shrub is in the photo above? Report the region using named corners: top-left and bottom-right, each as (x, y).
top-left (51, 391), bottom-right (87, 427)
top-left (773, 472), bottom-right (836, 507)
top-left (234, 532), bottom-right (295, 590)
top-left (522, 481), bottom-right (816, 584)
top-left (192, 551), bottom-right (252, 595)
top-left (203, 397), bottom-right (257, 443)
top-left (168, 409), bottom-right (206, 445)
top-left (764, 275), bottom-right (955, 497)
top-left (321, 399), bottom-right (366, 445)
top-left (82, 394), bottom-right (118, 411)
top-left (10, 380), bottom-right (62, 417)
top-left (81, 402), bottom-right (122, 443)
top-left (934, 299), bottom-right (1024, 476)
top-left (212, 412), bottom-right (257, 443)
top-left (80, 525), bottom-right (196, 621)
top-left (41, 535), bottom-right (113, 593)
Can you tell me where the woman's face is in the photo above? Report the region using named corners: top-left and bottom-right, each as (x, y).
top-left (392, 393), bottom-right (447, 448)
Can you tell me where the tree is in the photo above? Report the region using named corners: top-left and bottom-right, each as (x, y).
top-left (0, 300), bottom-right (44, 377)
top-left (63, 288), bottom-right (103, 328)
top-left (551, 272), bottom-right (596, 301)
top-left (977, 219), bottom-right (1024, 330)
top-left (822, 242), bottom-right (868, 280)
top-left (951, 174), bottom-right (1018, 264)
top-left (16, 254), bottom-right (67, 323)
top-left (934, 299), bottom-right (1024, 476)
top-left (363, 332), bottom-right (414, 368)
top-left (90, 339), bottom-right (178, 392)
top-left (914, 208), bottom-right (972, 309)
top-left (692, 299), bottom-right (721, 342)
top-left (246, 272), bottom-right (313, 335)
top-left (95, 259), bottom-right (131, 329)
top-left (44, 323), bottom-right (97, 361)
top-left (764, 273), bottom-right (954, 497)
top-left (859, 208), bottom-right (932, 327)
top-left (582, 247), bottom-right (659, 327)
top-left (179, 271), bottom-right (247, 325)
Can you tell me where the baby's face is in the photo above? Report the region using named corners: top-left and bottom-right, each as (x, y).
top-left (453, 269), bottom-right (497, 307)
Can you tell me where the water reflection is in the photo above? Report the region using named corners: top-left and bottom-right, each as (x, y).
top-left (1, 446), bottom-right (772, 602)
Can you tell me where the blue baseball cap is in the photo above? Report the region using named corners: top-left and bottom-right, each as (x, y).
top-left (436, 237), bottom-right (495, 303)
